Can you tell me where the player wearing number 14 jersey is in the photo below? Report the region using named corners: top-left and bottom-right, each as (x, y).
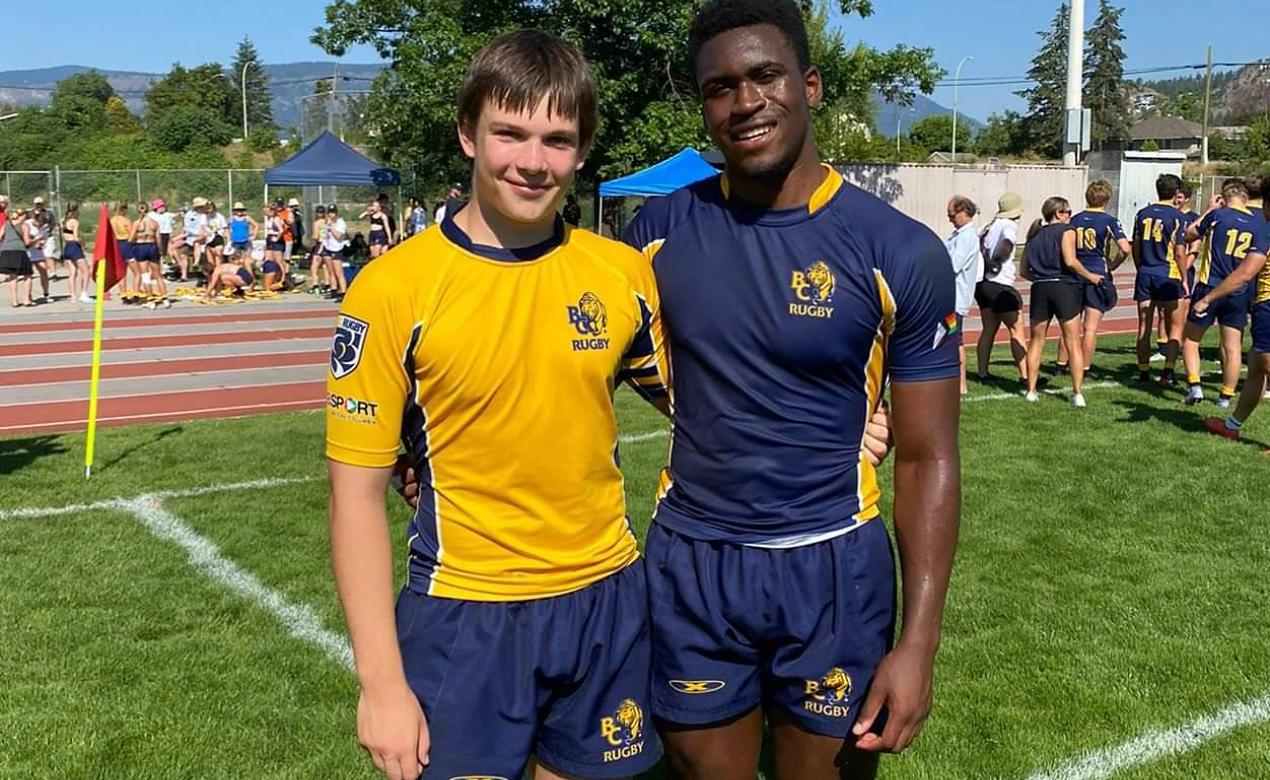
top-left (1131, 174), bottom-right (1191, 384)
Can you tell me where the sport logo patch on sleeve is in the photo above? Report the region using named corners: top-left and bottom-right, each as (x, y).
top-left (330, 315), bottom-right (369, 379)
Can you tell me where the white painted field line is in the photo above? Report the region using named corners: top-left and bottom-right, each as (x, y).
top-left (123, 495), bottom-right (353, 671)
top-left (965, 381), bottom-right (1120, 403)
top-left (620, 430), bottom-right (669, 443)
top-left (0, 476), bottom-right (317, 521)
top-left (1023, 690), bottom-right (1270, 780)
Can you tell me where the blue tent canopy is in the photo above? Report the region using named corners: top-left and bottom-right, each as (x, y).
top-left (264, 131), bottom-right (400, 186)
top-left (599, 148), bottom-right (717, 197)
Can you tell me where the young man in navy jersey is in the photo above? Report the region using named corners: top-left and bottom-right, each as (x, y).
top-left (1062, 180), bottom-right (1132, 370)
top-left (623, 1), bottom-right (961, 777)
top-left (1131, 174), bottom-right (1191, 384)
top-left (1180, 178), bottom-right (1260, 407)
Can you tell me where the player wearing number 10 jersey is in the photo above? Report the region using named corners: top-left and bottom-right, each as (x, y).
top-left (1068, 180), bottom-right (1132, 367)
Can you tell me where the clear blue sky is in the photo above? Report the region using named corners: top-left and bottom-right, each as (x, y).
top-left (0, 1), bottom-right (1260, 123)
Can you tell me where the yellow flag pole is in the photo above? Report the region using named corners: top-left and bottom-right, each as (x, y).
top-left (84, 260), bottom-right (108, 479)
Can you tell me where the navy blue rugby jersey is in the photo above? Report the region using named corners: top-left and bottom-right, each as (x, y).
top-left (1194, 205), bottom-right (1262, 288)
top-left (1070, 208), bottom-right (1127, 276)
top-left (623, 165), bottom-right (960, 544)
top-left (1132, 202), bottom-right (1185, 278)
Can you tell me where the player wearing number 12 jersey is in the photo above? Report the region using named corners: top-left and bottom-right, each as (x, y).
top-left (1181, 178), bottom-right (1259, 406)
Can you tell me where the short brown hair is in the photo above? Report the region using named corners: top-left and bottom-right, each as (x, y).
top-left (948, 195), bottom-right (977, 218)
top-left (1085, 180), bottom-right (1113, 207)
top-left (1221, 177), bottom-right (1249, 202)
top-left (458, 30), bottom-right (598, 153)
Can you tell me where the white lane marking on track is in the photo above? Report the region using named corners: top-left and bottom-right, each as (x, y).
top-left (0, 397), bottom-right (326, 434)
top-left (1021, 691), bottom-right (1270, 780)
top-left (123, 495), bottom-right (353, 671)
top-left (0, 476), bottom-right (317, 520)
top-left (964, 381), bottom-right (1121, 403)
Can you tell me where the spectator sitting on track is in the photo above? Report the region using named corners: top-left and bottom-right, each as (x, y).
top-left (204, 253), bottom-right (255, 298)
top-left (975, 192), bottom-right (1030, 384)
top-left (184, 198), bottom-right (208, 279)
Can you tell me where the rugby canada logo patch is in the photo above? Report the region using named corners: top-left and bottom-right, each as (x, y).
top-left (330, 315), bottom-right (369, 379)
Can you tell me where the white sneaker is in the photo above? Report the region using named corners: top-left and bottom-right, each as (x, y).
top-left (1025, 391), bottom-right (1040, 403)
top-left (1216, 397), bottom-right (1231, 409)
top-left (162, 300), bottom-right (172, 309)
top-left (1185, 386), bottom-right (1204, 405)
top-left (78, 292), bottom-right (94, 304)
top-left (1072, 392), bottom-right (1087, 408)
top-left (1149, 352), bottom-right (1166, 363)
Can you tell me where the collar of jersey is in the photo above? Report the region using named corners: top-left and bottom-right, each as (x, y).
top-left (440, 205), bottom-right (565, 263)
top-left (717, 163), bottom-right (844, 225)
top-left (1227, 204), bottom-right (1252, 215)
top-left (1084, 207), bottom-right (1105, 213)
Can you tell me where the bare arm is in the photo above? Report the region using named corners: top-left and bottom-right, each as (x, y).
top-left (330, 460), bottom-right (429, 779)
top-left (1108, 238), bottom-right (1133, 271)
top-left (248, 217), bottom-right (259, 240)
top-left (1062, 229), bottom-right (1101, 284)
top-left (1195, 252), bottom-right (1267, 314)
top-left (1132, 235), bottom-right (1143, 268)
top-left (990, 238), bottom-right (1014, 267)
top-left (1173, 242), bottom-right (1192, 295)
top-left (854, 377), bottom-right (960, 753)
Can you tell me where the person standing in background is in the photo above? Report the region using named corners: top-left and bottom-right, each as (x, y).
top-left (975, 193), bottom-right (1029, 384)
top-left (946, 196), bottom-right (981, 396)
top-left (1, 202), bottom-right (35, 307)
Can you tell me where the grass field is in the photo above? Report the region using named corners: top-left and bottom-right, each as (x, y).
top-left (3, 335), bottom-right (1270, 780)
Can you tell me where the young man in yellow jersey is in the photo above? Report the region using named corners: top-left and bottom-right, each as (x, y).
top-left (326, 32), bottom-right (670, 780)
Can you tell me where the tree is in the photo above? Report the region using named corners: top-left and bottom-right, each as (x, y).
top-left (231, 36), bottom-right (275, 136)
top-left (50, 70), bottom-right (115, 130)
top-left (146, 63), bottom-right (237, 127)
top-left (905, 114), bottom-right (975, 156)
top-left (971, 111), bottom-right (1030, 157)
top-left (1017, 3), bottom-right (1069, 158)
top-left (104, 96), bottom-right (141, 134)
top-left (1084, 0), bottom-right (1130, 149)
top-left (149, 105), bottom-right (234, 152)
top-left (312, 0), bottom-right (942, 188)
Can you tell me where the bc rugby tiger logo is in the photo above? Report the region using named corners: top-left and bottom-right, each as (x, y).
top-left (599, 698), bottom-right (646, 763)
top-left (789, 261), bottom-right (836, 318)
top-left (568, 292), bottom-right (610, 352)
top-left (803, 667), bottom-right (853, 718)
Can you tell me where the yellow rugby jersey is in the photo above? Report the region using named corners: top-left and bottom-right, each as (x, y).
top-left (326, 216), bottom-right (669, 601)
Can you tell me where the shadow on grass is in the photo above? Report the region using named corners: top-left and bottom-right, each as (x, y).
top-left (1111, 400), bottom-right (1270, 450)
top-left (98, 426), bottom-right (183, 474)
top-left (0, 435), bottom-right (69, 475)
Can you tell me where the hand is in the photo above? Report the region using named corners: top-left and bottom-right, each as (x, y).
top-left (1209, 194), bottom-right (1224, 211)
top-left (1086, 273), bottom-right (1105, 286)
top-left (392, 454), bottom-right (419, 510)
top-left (852, 642), bottom-right (935, 754)
top-left (862, 404), bottom-right (893, 467)
top-left (1192, 298), bottom-right (1209, 317)
top-left (357, 680), bottom-right (430, 780)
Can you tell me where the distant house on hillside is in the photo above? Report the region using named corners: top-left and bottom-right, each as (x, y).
top-left (1126, 117), bottom-right (1204, 156)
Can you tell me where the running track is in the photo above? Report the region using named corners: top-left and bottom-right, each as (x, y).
top-left (0, 281), bottom-right (1143, 436)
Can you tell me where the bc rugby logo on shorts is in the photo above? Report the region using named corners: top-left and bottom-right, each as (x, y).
top-left (803, 666), bottom-right (853, 718)
top-left (567, 292), bottom-right (610, 352)
top-left (668, 679), bottom-right (726, 694)
top-left (330, 315), bottom-right (369, 379)
top-left (599, 698), bottom-right (645, 763)
top-left (789, 261), bottom-right (836, 318)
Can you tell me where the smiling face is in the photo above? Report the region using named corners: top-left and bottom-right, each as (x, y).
top-left (695, 24), bottom-right (820, 186)
top-left (459, 95), bottom-right (585, 228)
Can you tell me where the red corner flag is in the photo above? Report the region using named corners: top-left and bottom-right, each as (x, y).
top-left (91, 204), bottom-right (127, 293)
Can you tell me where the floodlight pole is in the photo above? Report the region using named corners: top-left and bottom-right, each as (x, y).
top-left (1063, 0), bottom-right (1085, 167)
top-left (951, 56), bottom-right (973, 164)
top-left (241, 62), bottom-right (250, 141)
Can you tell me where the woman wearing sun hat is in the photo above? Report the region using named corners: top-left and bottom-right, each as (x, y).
top-left (974, 192), bottom-right (1030, 384)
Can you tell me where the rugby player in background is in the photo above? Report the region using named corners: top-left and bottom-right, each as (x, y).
top-left (1060, 180), bottom-right (1132, 371)
top-left (1131, 174), bottom-right (1191, 384)
top-left (1181, 178), bottom-right (1258, 407)
top-left (1195, 194), bottom-right (1270, 441)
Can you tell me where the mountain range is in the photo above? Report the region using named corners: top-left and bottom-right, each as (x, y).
top-left (0, 63), bottom-right (982, 136)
